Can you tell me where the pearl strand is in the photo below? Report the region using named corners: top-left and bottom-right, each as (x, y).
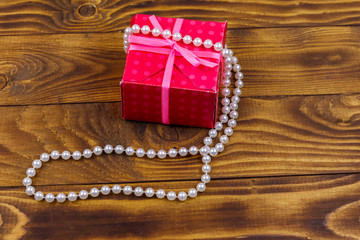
top-left (123, 25), bottom-right (224, 53)
top-left (23, 45), bottom-right (243, 203)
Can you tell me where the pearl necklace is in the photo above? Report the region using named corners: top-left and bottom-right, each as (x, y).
top-left (22, 24), bottom-right (244, 203)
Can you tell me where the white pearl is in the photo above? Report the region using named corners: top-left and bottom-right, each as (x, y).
top-left (188, 188), bottom-right (197, 198)
top-left (168, 148), bottom-right (177, 158)
top-left (173, 32), bottom-right (182, 41)
top-left (32, 159), bottom-right (42, 169)
top-left (235, 72), bottom-right (243, 80)
top-left (124, 45), bottom-right (128, 53)
top-left (101, 185), bottom-right (111, 195)
top-left (222, 106), bottom-right (230, 114)
top-left (220, 114), bottom-right (228, 123)
top-left (222, 88), bottom-right (230, 97)
top-left (203, 39), bottom-right (213, 48)
top-left (136, 148), bottom-right (145, 157)
top-left (220, 135), bottom-right (229, 144)
top-left (222, 78), bottom-right (231, 87)
top-left (202, 164), bottom-right (211, 173)
top-left (214, 42), bottom-right (223, 51)
top-left (235, 80), bottom-right (244, 88)
top-left (50, 150), bottom-right (60, 160)
top-left (193, 37), bottom-right (202, 47)
top-left (200, 146), bottom-right (209, 156)
top-left (145, 188), bottom-right (154, 197)
top-left (230, 102), bottom-right (238, 110)
top-left (134, 187), bottom-right (143, 196)
top-left (123, 33), bottom-right (128, 39)
top-left (222, 98), bottom-right (230, 106)
top-left (146, 149), bottom-right (156, 158)
top-left (202, 155), bottom-right (211, 163)
top-left (215, 143), bottom-right (224, 152)
top-left (231, 95), bottom-right (240, 103)
top-left (141, 25), bottom-right (150, 34)
top-left (125, 27), bottom-right (132, 35)
top-left (131, 24), bottom-right (140, 33)
top-left (23, 177), bottom-right (32, 186)
top-left (156, 189), bottom-right (165, 199)
top-left (183, 35), bottom-right (192, 44)
top-left (56, 193), bottom-right (66, 203)
top-left (228, 119), bottom-right (237, 128)
top-left (151, 27), bottom-right (161, 37)
top-left (115, 145), bottom-right (124, 154)
top-left (157, 150), bottom-right (167, 159)
top-left (228, 49), bottom-right (233, 56)
top-left (208, 129), bottom-right (217, 138)
top-left (61, 150), bottom-right (71, 160)
top-left (167, 191), bottom-right (176, 201)
top-left (204, 137), bottom-right (212, 146)
top-left (224, 127), bottom-right (233, 136)
top-left (112, 185), bottom-right (121, 194)
top-left (45, 193), bottom-right (55, 203)
top-left (123, 185), bottom-right (133, 195)
top-left (197, 183), bottom-right (206, 192)
top-left (162, 29), bottom-right (171, 38)
top-left (231, 56), bottom-right (238, 64)
top-left (178, 147), bottom-right (188, 156)
top-left (230, 110), bottom-right (239, 119)
top-left (222, 49), bottom-right (231, 57)
top-left (225, 63), bottom-right (232, 70)
top-left (209, 147), bottom-right (218, 157)
top-left (68, 192), bottom-right (77, 201)
top-left (125, 147), bottom-right (135, 156)
top-left (104, 144), bottom-right (113, 154)
top-left (233, 88), bottom-right (242, 96)
top-left (178, 191), bottom-right (187, 201)
top-left (201, 174), bottom-right (211, 183)
top-left (215, 122), bottom-right (223, 131)
top-left (233, 64), bottom-right (241, 72)
top-left (40, 153), bottom-right (49, 162)
top-left (34, 191), bottom-right (44, 201)
top-left (90, 188), bottom-right (100, 197)
top-left (83, 149), bottom-right (92, 158)
top-left (93, 146), bottom-right (102, 155)
top-left (79, 190), bottom-right (88, 200)
top-left (224, 70), bottom-right (232, 78)
top-left (26, 186), bottom-right (35, 196)
top-left (224, 56), bottom-right (232, 64)
top-left (26, 168), bottom-right (36, 177)
top-left (189, 146), bottom-right (198, 155)
top-left (72, 151), bottom-right (81, 160)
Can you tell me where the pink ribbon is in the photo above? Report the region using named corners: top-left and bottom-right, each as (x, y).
top-left (128, 15), bottom-right (221, 124)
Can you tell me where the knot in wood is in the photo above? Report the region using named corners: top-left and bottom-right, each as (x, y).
top-left (0, 74), bottom-right (8, 90)
top-left (78, 4), bottom-right (97, 17)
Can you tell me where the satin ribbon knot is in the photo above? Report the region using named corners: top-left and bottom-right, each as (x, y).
top-left (127, 15), bottom-right (221, 124)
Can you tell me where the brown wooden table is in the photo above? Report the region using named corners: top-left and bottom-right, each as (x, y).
top-left (1, 1), bottom-right (360, 239)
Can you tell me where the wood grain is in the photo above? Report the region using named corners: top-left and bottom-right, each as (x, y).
top-left (1, 26), bottom-right (360, 105)
top-left (1, 174), bottom-right (360, 239)
top-left (2, 0), bottom-right (360, 35)
top-left (2, 94), bottom-right (359, 187)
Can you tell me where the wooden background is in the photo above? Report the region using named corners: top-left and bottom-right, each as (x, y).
top-left (1, 0), bottom-right (360, 239)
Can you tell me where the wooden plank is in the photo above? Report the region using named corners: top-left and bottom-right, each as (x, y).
top-left (2, 94), bottom-right (360, 187)
top-left (1, 174), bottom-right (360, 239)
top-left (2, 0), bottom-right (360, 35)
top-left (1, 26), bottom-right (360, 105)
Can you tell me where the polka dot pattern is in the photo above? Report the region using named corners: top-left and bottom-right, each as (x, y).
top-left (122, 14), bottom-right (227, 128)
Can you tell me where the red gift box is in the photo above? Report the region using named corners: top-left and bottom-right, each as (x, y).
top-left (121, 14), bottom-right (227, 128)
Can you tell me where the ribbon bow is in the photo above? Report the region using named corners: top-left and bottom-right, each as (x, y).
top-left (128, 15), bottom-right (221, 124)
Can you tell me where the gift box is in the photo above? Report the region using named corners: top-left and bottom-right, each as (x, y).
top-left (120, 14), bottom-right (227, 128)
